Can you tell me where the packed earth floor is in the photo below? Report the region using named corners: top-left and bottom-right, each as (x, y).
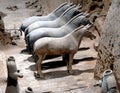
top-left (0, 0), bottom-right (101, 93)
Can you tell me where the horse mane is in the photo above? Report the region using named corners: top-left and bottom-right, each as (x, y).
top-left (51, 2), bottom-right (68, 13)
top-left (59, 5), bottom-right (76, 18)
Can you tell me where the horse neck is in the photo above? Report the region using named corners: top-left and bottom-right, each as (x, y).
top-left (71, 28), bottom-right (89, 48)
top-left (66, 16), bottom-right (85, 29)
top-left (51, 4), bottom-right (69, 17)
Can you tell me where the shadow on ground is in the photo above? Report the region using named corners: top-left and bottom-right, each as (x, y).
top-left (43, 68), bottom-right (94, 80)
top-left (28, 57), bottom-right (96, 80)
top-left (29, 57), bottom-right (96, 71)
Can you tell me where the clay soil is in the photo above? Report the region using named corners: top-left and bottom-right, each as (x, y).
top-left (0, 0), bottom-right (101, 93)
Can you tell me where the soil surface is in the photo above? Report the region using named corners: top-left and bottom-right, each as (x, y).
top-left (0, 0), bottom-right (101, 93)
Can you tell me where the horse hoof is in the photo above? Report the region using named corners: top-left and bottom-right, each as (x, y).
top-left (34, 71), bottom-right (44, 79)
top-left (68, 70), bottom-right (74, 75)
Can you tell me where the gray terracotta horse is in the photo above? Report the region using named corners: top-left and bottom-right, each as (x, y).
top-left (26, 13), bottom-right (91, 52)
top-left (20, 2), bottom-right (73, 32)
top-left (24, 4), bottom-right (82, 37)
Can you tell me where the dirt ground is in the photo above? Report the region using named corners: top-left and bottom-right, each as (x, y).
top-left (0, 0), bottom-right (101, 93)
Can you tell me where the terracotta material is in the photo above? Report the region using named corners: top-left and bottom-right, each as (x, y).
top-left (5, 56), bottom-right (23, 93)
top-left (24, 4), bottom-right (82, 37)
top-left (26, 13), bottom-right (90, 52)
top-left (20, 2), bottom-right (73, 31)
top-left (34, 24), bottom-right (95, 78)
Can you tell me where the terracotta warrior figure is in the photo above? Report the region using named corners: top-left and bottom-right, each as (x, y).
top-left (5, 56), bottom-right (23, 93)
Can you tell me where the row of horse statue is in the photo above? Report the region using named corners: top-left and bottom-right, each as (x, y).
top-left (5, 2), bottom-right (117, 93)
top-left (20, 2), bottom-right (95, 78)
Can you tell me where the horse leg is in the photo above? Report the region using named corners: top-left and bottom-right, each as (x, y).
top-left (67, 53), bottom-right (74, 75)
top-left (62, 54), bottom-right (69, 64)
top-left (34, 54), bottom-right (46, 78)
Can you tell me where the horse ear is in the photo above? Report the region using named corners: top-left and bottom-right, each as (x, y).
top-left (84, 24), bottom-right (93, 29)
top-left (83, 11), bottom-right (89, 17)
top-left (76, 4), bottom-right (79, 8)
top-left (64, 2), bottom-right (68, 4)
top-left (75, 4), bottom-right (82, 10)
top-left (68, 2), bottom-right (74, 6)
top-left (80, 25), bottom-right (84, 29)
top-left (67, 0), bottom-right (72, 4)
top-left (76, 5), bottom-right (82, 12)
top-left (74, 25), bottom-right (84, 32)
